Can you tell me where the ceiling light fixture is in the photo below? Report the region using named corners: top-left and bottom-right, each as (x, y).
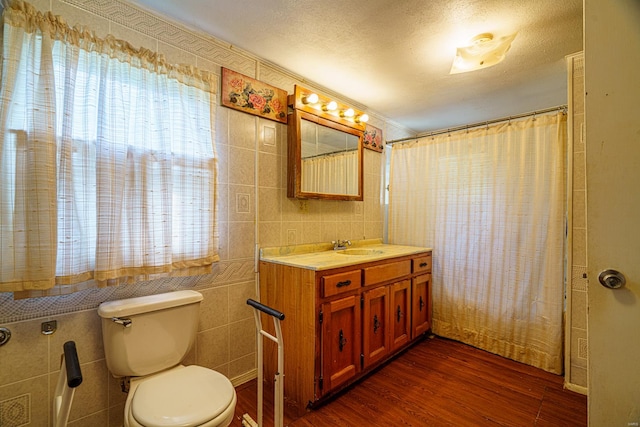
top-left (450, 32), bottom-right (517, 74)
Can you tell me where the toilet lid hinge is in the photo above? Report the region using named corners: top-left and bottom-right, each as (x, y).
top-left (120, 377), bottom-right (130, 393)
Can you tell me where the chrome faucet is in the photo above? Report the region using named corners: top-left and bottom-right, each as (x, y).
top-left (332, 239), bottom-right (352, 250)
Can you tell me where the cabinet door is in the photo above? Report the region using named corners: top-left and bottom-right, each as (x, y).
top-left (390, 280), bottom-right (411, 352)
top-left (321, 295), bottom-right (361, 392)
top-left (412, 273), bottom-right (431, 338)
top-left (362, 285), bottom-right (391, 368)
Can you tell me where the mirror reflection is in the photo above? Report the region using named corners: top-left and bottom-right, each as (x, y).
top-left (300, 118), bottom-right (360, 195)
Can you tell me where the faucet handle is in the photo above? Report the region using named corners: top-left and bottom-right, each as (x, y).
top-left (332, 239), bottom-right (352, 249)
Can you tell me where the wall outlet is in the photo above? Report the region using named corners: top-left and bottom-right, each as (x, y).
top-left (298, 200), bottom-right (308, 212)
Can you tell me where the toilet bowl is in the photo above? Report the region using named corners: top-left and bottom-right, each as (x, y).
top-left (98, 291), bottom-right (237, 427)
top-left (125, 366), bottom-right (236, 427)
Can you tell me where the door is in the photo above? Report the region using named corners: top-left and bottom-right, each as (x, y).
top-left (321, 295), bottom-right (361, 392)
top-left (585, 0), bottom-right (640, 425)
top-left (412, 273), bottom-right (431, 338)
top-left (390, 280), bottom-right (411, 352)
top-left (363, 285), bottom-right (390, 368)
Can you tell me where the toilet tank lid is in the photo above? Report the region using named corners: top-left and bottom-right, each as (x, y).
top-left (98, 290), bottom-right (203, 318)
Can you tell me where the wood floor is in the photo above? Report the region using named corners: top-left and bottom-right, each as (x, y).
top-left (230, 336), bottom-right (587, 427)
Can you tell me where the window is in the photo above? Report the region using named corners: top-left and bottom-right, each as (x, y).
top-left (0, 3), bottom-right (218, 294)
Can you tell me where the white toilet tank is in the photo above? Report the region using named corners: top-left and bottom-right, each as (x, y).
top-left (98, 290), bottom-right (204, 377)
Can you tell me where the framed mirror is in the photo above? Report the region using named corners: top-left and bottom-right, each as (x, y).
top-left (287, 85), bottom-right (366, 201)
top-left (288, 109), bottom-right (364, 200)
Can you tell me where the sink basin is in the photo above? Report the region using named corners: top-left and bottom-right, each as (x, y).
top-left (336, 248), bottom-right (384, 256)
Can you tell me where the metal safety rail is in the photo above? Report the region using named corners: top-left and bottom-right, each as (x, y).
top-left (53, 341), bottom-right (83, 427)
top-left (242, 299), bottom-right (285, 427)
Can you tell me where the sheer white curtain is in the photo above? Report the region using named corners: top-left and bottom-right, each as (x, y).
top-left (0, 1), bottom-right (218, 294)
top-left (302, 150), bottom-right (358, 195)
top-left (388, 113), bottom-right (566, 373)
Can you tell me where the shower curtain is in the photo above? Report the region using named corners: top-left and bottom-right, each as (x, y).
top-left (388, 113), bottom-right (566, 373)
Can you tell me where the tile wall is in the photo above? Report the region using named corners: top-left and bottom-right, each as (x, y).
top-left (0, 1), bottom-right (415, 426)
top-left (567, 52), bottom-right (588, 391)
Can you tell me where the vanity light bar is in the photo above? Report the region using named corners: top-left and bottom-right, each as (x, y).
top-left (291, 85), bottom-right (368, 131)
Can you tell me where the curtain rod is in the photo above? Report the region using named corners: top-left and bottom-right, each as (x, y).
top-left (303, 148), bottom-right (357, 160)
top-left (386, 105), bottom-right (567, 145)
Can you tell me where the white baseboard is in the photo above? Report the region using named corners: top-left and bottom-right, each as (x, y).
top-left (564, 381), bottom-right (588, 395)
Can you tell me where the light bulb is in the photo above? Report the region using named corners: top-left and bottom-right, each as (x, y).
top-left (302, 93), bottom-right (319, 104)
top-left (341, 108), bottom-right (355, 118)
top-left (323, 101), bottom-right (338, 111)
top-left (356, 114), bottom-right (369, 123)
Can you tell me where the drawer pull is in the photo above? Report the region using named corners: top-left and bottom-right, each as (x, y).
top-left (419, 296), bottom-right (425, 311)
top-left (336, 280), bottom-right (352, 288)
top-left (419, 262), bottom-right (428, 268)
top-left (373, 314), bottom-right (380, 334)
top-left (338, 329), bottom-right (348, 351)
top-left (396, 305), bottom-right (404, 322)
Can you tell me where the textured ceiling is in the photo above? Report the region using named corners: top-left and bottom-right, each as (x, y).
top-left (128, 0), bottom-right (583, 134)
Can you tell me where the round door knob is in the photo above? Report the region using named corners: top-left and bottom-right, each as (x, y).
top-left (598, 269), bottom-right (626, 289)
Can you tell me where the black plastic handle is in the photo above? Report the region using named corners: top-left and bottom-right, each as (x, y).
top-left (63, 341), bottom-right (83, 388)
top-left (247, 299), bottom-right (285, 320)
top-left (420, 262), bottom-right (428, 267)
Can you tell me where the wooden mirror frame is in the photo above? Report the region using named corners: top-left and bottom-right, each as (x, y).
top-left (287, 86), bottom-right (365, 201)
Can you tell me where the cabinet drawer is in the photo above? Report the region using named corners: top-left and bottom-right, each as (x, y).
top-left (322, 270), bottom-right (361, 298)
top-left (363, 260), bottom-right (411, 286)
top-left (413, 253), bottom-right (432, 274)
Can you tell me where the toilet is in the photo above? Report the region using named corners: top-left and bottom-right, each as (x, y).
top-left (98, 290), bottom-right (237, 427)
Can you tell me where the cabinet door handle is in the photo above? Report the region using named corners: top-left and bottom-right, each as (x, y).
top-left (338, 329), bottom-right (348, 351)
top-left (419, 262), bottom-right (428, 268)
top-left (373, 314), bottom-right (380, 334)
top-left (419, 296), bottom-right (424, 311)
top-left (396, 305), bottom-right (404, 322)
top-left (336, 280), bottom-right (352, 288)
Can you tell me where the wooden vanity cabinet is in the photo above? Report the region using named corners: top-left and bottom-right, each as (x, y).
top-left (259, 249), bottom-right (432, 417)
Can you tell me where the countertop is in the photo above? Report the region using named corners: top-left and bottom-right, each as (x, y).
top-left (259, 239), bottom-right (432, 271)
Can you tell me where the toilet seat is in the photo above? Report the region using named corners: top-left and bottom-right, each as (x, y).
top-left (127, 365), bottom-right (236, 427)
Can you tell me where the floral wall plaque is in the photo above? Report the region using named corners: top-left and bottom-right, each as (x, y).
top-left (221, 68), bottom-right (288, 123)
top-left (363, 124), bottom-right (384, 152)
